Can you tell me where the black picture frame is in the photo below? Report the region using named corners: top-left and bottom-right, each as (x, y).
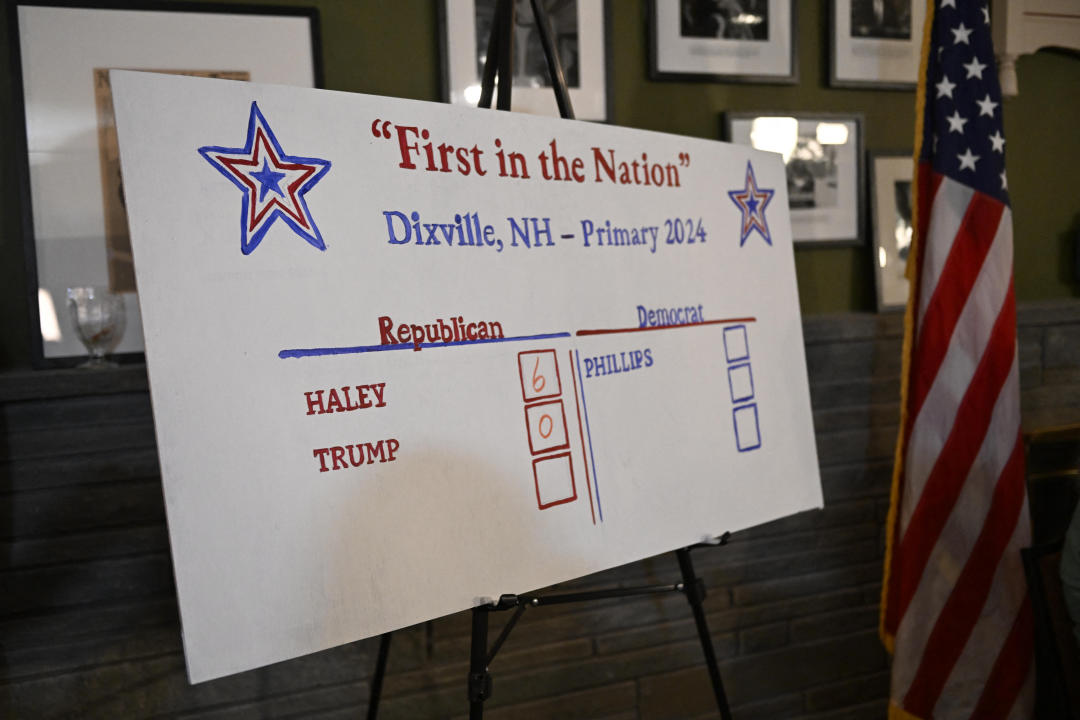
top-left (439, 0), bottom-right (614, 122)
top-left (869, 150), bottom-right (915, 311)
top-left (649, 0), bottom-right (798, 85)
top-left (723, 111), bottom-right (865, 247)
top-left (7, 0), bottom-right (323, 368)
top-left (829, 0), bottom-right (923, 90)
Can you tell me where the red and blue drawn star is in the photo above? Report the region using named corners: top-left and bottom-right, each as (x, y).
top-left (198, 102), bottom-right (331, 255)
top-left (727, 161), bottom-right (774, 247)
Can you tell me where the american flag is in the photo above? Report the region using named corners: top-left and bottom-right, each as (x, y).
top-left (880, 0), bottom-right (1033, 718)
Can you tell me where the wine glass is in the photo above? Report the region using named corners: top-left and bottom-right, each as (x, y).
top-left (66, 287), bottom-right (126, 369)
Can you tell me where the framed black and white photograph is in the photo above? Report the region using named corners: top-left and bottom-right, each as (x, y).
top-left (830, 0), bottom-right (925, 88)
top-left (441, 0), bottom-right (612, 121)
top-left (650, 0), bottom-right (796, 84)
top-left (724, 113), bottom-right (864, 246)
top-left (9, 1), bottom-right (322, 367)
top-left (870, 152), bottom-right (914, 310)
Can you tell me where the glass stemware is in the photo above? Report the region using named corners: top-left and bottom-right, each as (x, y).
top-left (66, 287), bottom-right (126, 369)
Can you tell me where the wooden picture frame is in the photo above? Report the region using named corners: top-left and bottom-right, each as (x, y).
top-left (8, 0), bottom-right (323, 367)
top-left (724, 112), bottom-right (865, 246)
top-left (649, 0), bottom-right (797, 84)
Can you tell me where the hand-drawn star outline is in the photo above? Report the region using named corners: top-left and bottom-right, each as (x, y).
top-left (727, 161), bottom-right (774, 247)
top-left (198, 101), bottom-right (331, 255)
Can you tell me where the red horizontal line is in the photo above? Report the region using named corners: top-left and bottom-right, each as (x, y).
top-left (576, 317), bottom-right (756, 337)
top-left (1022, 11), bottom-right (1080, 18)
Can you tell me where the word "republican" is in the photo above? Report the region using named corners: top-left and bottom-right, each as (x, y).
top-left (379, 315), bottom-right (505, 351)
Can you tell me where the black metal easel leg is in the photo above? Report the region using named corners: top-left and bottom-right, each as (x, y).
top-left (528, 0), bottom-right (575, 119)
top-left (676, 548), bottom-right (733, 720)
top-left (366, 632), bottom-right (393, 720)
top-left (494, 0), bottom-right (516, 111)
top-left (468, 606), bottom-right (493, 720)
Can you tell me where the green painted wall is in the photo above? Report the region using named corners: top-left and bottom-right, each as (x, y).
top-left (0, 0), bottom-right (1076, 368)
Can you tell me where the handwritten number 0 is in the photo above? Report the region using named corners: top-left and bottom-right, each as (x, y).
top-left (539, 414), bottom-right (553, 438)
top-left (532, 356), bottom-right (546, 393)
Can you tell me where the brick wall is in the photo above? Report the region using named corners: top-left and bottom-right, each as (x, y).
top-left (3, 301), bottom-right (1078, 719)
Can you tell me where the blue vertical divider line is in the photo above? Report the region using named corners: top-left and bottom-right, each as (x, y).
top-left (574, 349), bottom-right (602, 522)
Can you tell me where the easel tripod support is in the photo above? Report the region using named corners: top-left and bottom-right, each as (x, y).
top-left (463, 540), bottom-right (734, 720)
top-left (363, 536), bottom-right (734, 720)
top-left (366, 1), bottom-right (735, 716)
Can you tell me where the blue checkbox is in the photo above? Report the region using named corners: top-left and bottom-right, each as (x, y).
top-left (727, 362), bottom-right (754, 403)
top-left (733, 403), bottom-right (761, 452)
top-left (723, 325), bottom-right (749, 363)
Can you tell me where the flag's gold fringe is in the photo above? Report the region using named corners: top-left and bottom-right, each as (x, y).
top-left (880, 0), bottom-right (937, 656)
top-left (890, 701), bottom-right (926, 720)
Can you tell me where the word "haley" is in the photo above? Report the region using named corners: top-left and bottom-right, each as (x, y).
top-left (305, 384), bottom-right (387, 416)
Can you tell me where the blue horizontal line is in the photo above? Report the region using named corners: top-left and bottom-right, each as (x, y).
top-left (279, 331), bottom-right (572, 359)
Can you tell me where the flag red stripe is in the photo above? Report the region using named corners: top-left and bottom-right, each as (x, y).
top-left (914, 163), bottom-right (941, 245)
top-left (970, 598), bottom-right (1034, 720)
top-left (902, 429), bottom-right (1026, 715)
top-left (908, 192), bottom-right (1005, 424)
top-left (893, 284), bottom-right (1017, 624)
top-left (883, 166), bottom-right (945, 638)
top-left (905, 166), bottom-right (943, 449)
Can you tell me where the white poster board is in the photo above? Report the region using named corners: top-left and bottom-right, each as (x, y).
top-left (110, 71), bottom-right (822, 683)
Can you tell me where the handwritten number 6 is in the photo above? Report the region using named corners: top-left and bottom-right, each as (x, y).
top-left (532, 356), bottom-right (546, 393)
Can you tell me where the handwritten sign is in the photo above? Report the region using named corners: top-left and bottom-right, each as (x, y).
top-left (110, 71), bottom-right (822, 682)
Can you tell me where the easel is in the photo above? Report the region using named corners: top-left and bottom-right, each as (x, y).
top-left (365, 1), bottom-right (735, 718)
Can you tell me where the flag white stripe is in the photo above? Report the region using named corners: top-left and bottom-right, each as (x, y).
top-left (916, 178), bottom-right (977, 339)
top-left (901, 206), bottom-right (1013, 537)
top-left (933, 493), bottom-right (1030, 719)
top-left (890, 354), bottom-right (1020, 703)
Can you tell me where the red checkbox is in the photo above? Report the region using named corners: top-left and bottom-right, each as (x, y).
top-left (533, 452), bottom-right (577, 509)
top-left (518, 349), bottom-right (561, 402)
top-left (524, 399), bottom-right (569, 455)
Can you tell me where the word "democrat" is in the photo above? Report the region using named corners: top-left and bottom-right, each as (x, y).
top-left (637, 303), bottom-right (705, 328)
top-left (379, 315), bottom-right (505, 351)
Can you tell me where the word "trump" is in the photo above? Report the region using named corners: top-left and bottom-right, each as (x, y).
top-left (313, 439), bottom-right (400, 472)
